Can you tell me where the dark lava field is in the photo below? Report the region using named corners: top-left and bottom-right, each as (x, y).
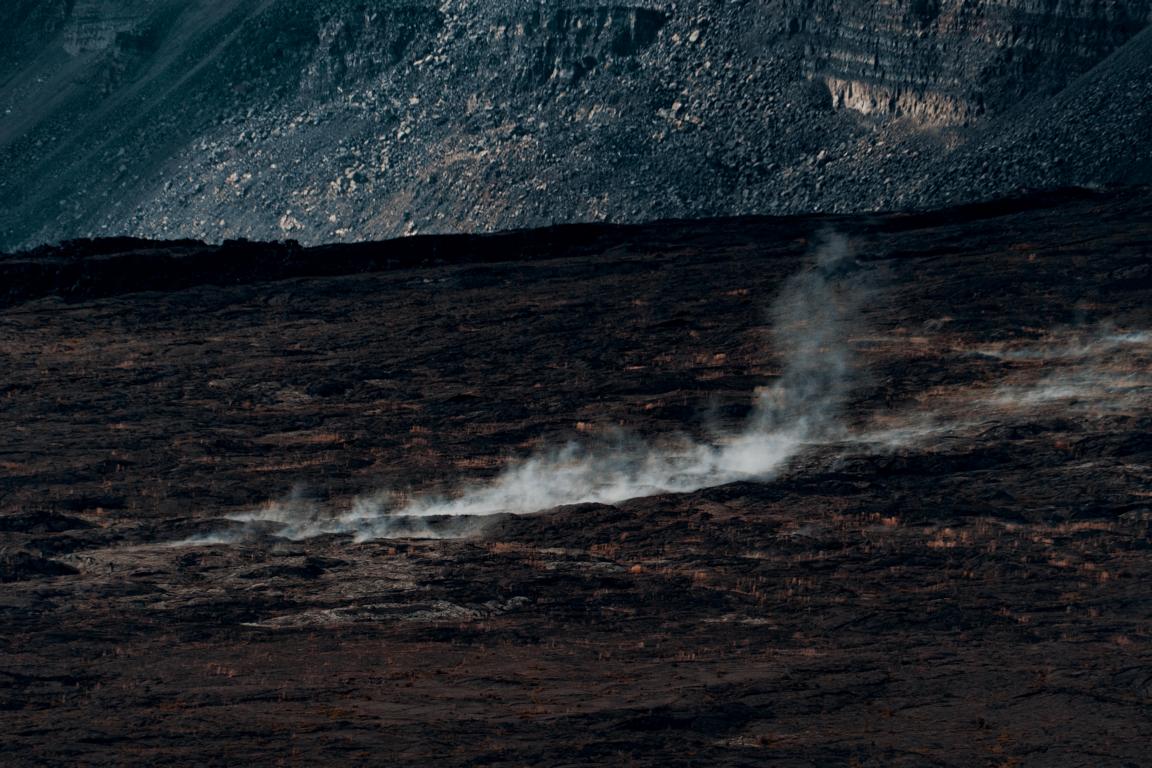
top-left (2, 188), bottom-right (1152, 766)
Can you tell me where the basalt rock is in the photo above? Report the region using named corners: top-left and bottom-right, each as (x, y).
top-left (0, 0), bottom-right (1149, 250)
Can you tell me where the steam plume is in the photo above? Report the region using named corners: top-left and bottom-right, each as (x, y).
top-left (846, 324), bottom-right (1152, 452)
top-left (227, 232), bottom-right (864, 541)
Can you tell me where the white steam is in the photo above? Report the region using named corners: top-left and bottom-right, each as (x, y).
top-left (176, 241), bottom-right (1152, 548)
top-left (983, 326), bottom-right (1152, 412)
top-left (847, 324), bottom-right (1152, 452)
top-left (226, 233), bottom-right (863, 541)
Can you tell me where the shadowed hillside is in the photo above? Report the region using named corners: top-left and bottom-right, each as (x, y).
top-left (0, 0), bottom-right (1149, 249)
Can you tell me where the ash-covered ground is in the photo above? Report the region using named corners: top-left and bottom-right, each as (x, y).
top-left (2, 188), bottom-right (1151, 766)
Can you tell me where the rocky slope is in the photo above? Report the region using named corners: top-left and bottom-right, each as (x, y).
top-left (2, 189), bottom-right (1151, 765)
top-left (0, 0), bottom-right (1149, 250)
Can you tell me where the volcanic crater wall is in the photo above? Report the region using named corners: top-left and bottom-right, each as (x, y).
top-left (62, 0), bottom-right (162, 55)
top-left (0, 0), bottom-right (1148, 250)
top-left (792, 0), bottom-right (1152, 123)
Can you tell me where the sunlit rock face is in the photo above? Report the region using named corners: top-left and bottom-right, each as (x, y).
top-left (0, 0), bottom-right (1149, 250)
top-left (793, 0), bottom-right (1152, 124)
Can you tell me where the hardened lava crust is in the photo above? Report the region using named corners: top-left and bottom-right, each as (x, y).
top-left (1, 188), bottom-right (1151, 766)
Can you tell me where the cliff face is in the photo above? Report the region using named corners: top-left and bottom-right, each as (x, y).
top-left (0, 0), bottom-right (1148, 250)
top-left (62, 0), bottom-right (154, 54)
top-left (791, 0), bottom-right (1152, 124)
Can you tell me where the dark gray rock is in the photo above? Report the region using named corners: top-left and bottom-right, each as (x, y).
top-left (0, 0), bottom-right (1149, 250)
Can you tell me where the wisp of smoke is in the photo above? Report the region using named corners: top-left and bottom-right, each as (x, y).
top-left (223, 233), bottom-right (864, 541)
top-left (983, 326), bottom-right (1152, 412)
top-left (846, 323), bottom-right (1152, 453)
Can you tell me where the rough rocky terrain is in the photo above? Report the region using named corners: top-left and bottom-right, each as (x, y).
top-left (1, 0), bottom-right (1150, 250)
top-left (2, 188), bottom-right (1151, 765)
